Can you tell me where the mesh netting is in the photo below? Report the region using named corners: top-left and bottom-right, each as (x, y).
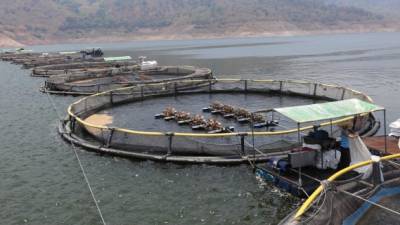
top-left (45, 66), bottom-right (212, 95)
top-left (65, 79), bottom-right (375, 160)
top-left (32, 60), bottom-right (138, 77)
top-left (282, 168), bottom-right (400, 225)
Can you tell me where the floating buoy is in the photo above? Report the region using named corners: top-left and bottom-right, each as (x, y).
top-left (192, 125), bottom-right (206, 130)
top-left (268, 120), bottom-right (279, 126)
top-left (208, 129), bottom-right (223, 134)
top-left (202, 107), bottom-right (211, 112)
top-left (211, 110), bottom-right (221, 114)
top-left (177, 119), bottom-right (192, 125)
top-left (207, 126), bottom-right (235, 134)
top-left (254, 122), bottom-right (267, 128)
top-left (164, 116), bottom-right (175, 121)
top-left (154, 114), bottom-right (165, 119)
top-left (237, 118), bottom-right (251, 123)
top-left (226, 126), bottom-right (235, 132)
top-left (253, 120), bottom-right (279, 128)
top-left (223, 113), bottom-right (235, 118)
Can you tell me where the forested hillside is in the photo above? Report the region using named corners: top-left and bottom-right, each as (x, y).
top-left (323, 0), bottom-right (400, 18)
top-left (0, 0), bottom-right (398, 47)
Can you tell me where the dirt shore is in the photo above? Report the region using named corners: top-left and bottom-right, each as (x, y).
top-left (1, 26), bottom-right (399, 48)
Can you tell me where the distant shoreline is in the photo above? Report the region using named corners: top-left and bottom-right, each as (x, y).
top-left (1, 27), bottom-right (399, 48)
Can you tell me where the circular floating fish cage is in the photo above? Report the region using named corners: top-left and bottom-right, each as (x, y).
top-left (43, 66), bottom-right (213, 95)
top-left (0, 51), bottom-right (40, 62)
top-left (1, 49), bottom-right (104, 68)
top-left (60, 79), bottom-right (378, 164)
top-left (19, 54), bottom-right (103, 69)
top-left (32, 60), bottom-right (138, 77)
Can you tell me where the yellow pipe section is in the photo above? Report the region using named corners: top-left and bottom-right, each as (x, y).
top-left (294, 153), bottom-right (400, 219)
top-left (66, 79), bottom-right (375, 137)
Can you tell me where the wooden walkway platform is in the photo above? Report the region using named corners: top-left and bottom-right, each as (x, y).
top-left (363, 136), bottom-right (400, 155)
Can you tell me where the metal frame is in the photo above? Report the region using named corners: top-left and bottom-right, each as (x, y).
top-left (289, 108), bottom-right (387, 191)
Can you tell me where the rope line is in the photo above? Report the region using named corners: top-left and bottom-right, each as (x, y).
top-left (45, 92), bottom-right (107, 225)
top-left (298, 186), bottom-right (328, 224)
top-left (387, 159), bottom-right (400, 168)
top-left (299, 177), bottom-right (400, 222)
top-left (340, 189), bottom-right (400, 217)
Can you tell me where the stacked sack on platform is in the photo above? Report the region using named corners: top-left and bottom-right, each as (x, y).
top-left (389, 119), bottom-right (400, 137)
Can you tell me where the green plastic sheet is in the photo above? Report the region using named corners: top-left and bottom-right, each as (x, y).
top-left (274, 99), bottom-right (383, 123)
top-left (104, 56), bottom-right (132, 62)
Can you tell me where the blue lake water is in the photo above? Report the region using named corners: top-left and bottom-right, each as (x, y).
top-left (1, 32), bottom-right (400, 225)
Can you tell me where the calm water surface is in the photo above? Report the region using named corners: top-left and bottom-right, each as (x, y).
top-left (1, 32), bottom-right (400, 225)
top-left (100, 93), bottom-right (321, 132)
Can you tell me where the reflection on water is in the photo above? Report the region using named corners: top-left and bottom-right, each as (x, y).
top-left (1, 32), bottom-right (400, 225)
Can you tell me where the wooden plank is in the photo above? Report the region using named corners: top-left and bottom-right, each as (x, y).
top-left (363, 136), bottom-right (400, 154)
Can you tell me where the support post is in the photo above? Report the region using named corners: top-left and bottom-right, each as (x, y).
top-left (140, 86), bottom-right (144, 100)
top-left (174, 82), bottom-right (177, 96)
top-left (383, 109), bottom-right (387, 154)
top-left (271, 111), bottom-right (275, 123)
top-left (166, 132), bottom-right (174, 155)
top-left (298, 167), bottom-right (302, 187)
top-left (106, 128), bottom-right (115, 147)
top-left (251, 113), bottom-right (256, 164)
top-left (164, 83), bottom-right (168, 93)
top-left (330, 119), bottom-right (337, 158)
top-left (109, 91), bottom-right (113, 105)
top-left (313, 83), bottom-right (317, 97)
top-left (70, 116), bottom-right (76, 134)
top-left (372, 161), bottom-right (384, 185)
top-left (279, 81), bottom-right (283, 93)
top-left (341, 88), bottom-right (346, 100)
top-left (239, 133), bottom-right (247, 155)
top-left (297, 123), bottom-right (301, 144)
top-left (244, 80), bottom-right (248, 92)
top-left (209, 80), bottom-right (212, 92)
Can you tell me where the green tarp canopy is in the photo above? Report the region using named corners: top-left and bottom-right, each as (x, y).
top-left (104, 56), bottom-right (132, 62)
top-left (274, 98), bottom-right (384, 123)
top-left (59, 51), bottom-right (77, 55)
